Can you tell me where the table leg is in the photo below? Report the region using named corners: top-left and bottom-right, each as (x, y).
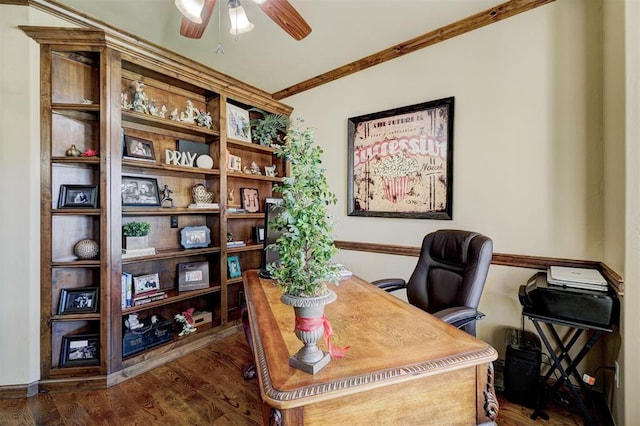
top-left (529, 319), bottom-right (602, 426)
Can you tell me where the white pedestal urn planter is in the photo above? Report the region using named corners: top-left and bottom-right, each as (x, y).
top-left (281, 290), bottom-right (337, 374)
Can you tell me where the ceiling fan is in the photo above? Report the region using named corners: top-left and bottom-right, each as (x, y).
top-left (176, 0), bottom-right (312, 41)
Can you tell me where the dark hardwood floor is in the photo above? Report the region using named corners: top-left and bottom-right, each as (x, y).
top-left (0, 331), bottom-right (590, 425)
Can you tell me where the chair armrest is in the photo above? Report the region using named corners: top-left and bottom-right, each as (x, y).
top-left (434, 306), bottom-right (486, 329)
top-left (370, 278), bottom-right (407, 293)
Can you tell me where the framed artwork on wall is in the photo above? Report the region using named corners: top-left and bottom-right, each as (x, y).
top-left (347, 97), bottom-right (454, 219)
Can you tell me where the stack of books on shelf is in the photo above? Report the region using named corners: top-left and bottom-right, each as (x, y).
top-left (122, 247), bottom-right (156, 259)
top-left (121, 272), bottom-right (133, 308)
top-left (132, 290), bottom-right (167, 306)
top-left (227, 240), bottom-right (246, 248)
top-left (188, 203), bottom-right (219, 209)
top-left (227, 207), bottom-right (246, 213)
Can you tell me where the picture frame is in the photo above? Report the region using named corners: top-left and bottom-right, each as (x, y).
top-left (121, 176), bottom-right (161, 207)
top-left (180, 225), bottom-right (211, 249)
top-left (226, 103), bottom-right (252, 143)
top-left (226, 149), bottom-right (242, 172)
top-left (58, 287), bottom-right (99, 314)
top-left (60, 334), bottom-right (100, 367)
top-left (124, 135), bottom-right (156, 161)
top-left (240, 188), bottom-right (260, 213)
top-left (227, 255), bottom-right (242, 279)
top-left (133, 272), bottom-right (160, 296)
top-left (255, 225), bottom-right (265, 244)
top-left (347, 97), bottom-right (454, 219)
top-left (58, 185), bottom-right (99, 208)
top-left (177, 261), bottom-right (210, 291)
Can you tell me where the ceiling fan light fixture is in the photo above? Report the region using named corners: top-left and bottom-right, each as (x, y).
top-left (175, 0), bottom-right (205, 24)
top-left (228, 0), bottom-right (254, 35)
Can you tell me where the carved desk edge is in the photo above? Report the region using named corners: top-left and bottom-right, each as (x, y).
top-left (334, 240), bottom-right (624, 296)
top-left (246, 299), bottom-right (498, 410)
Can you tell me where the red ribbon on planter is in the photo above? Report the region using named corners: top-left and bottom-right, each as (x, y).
top-left (294, 315), bottom-right (350, 358)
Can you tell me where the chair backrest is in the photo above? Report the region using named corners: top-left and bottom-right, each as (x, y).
top-left (406, 229), bottom-right (493, 316)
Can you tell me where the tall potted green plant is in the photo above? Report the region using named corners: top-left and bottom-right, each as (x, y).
top-left (267, 117), bottom-right (343, 374)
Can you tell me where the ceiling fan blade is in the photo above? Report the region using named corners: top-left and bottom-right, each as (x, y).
top-left (180, 0), bottom-right (217, 39)
top-left (254, 0), bottom-right (311, 41)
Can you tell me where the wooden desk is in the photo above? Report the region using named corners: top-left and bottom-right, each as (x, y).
top-left (243, 269), bottom-right (499, 425)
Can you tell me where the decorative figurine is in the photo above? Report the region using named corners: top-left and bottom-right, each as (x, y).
top-left (124, 313), bottom-right (144, 330)
top-left (250, 161), bottom-right (262, 175)
top-left (133, 81), bottom-right (150, 114)
top-left (160, 184), bottom-right (174, 208)
top-left (65, 144), bottom-right (81, 157)
top-left (175, 308), bottom-right (197, 337)
top-left (180, 100), bottom-right (199, 124)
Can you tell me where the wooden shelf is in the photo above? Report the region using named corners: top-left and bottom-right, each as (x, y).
top-left (31, 26), bottom-right (291, 388)
top-left (51, 156), bottom-right (100, 165)
top-left (53, 208), bottom-right (101, 215)
top-left (227, 244), bottom-right (262, 253)
top-left (121, 246), bottom-right (221, 264)
top-left (122, 285), bottom-right (222, 314)
top-left (51, 259), bottom-right (101, 267)
top-left (123, 207), bottom-right (220, 216)
top-left (52, 103), bottom-right (100, 111)
top-left (122, 159), bottom-right (221, 176)
top-left (227, 213), bottom-right (264, 220)
top-left (227, 138), bottom-right (280, 154)
top-left (50, 313), bottom-right (101, 321)
top-left (226, 171), bottom-right (283, 182)
top-left (123, 110), bottom-right (220, 137)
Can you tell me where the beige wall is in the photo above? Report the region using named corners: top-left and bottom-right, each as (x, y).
top-left (284, 0), bottom-right (632, 423)
top-left (1, 0), bottom-right (637, 423)
top-left (286, 0), bottom-right (606, 338)
top-left (0, 5), bottom-right (75, 386)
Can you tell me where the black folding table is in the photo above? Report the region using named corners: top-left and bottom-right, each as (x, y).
top-left (522, 308), bottom-right (613, 426)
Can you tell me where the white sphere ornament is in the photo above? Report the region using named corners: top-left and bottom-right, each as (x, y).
top-left (196, 154), bottom-right (214, 169)
top-left (74, 238), bottom-right (99, 259)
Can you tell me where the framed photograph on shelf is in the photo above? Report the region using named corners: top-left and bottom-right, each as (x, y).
top-left (58, 287), bottom-right (99, 314)
top-left (347, 97), bottom-right (454, 220)
top-left (227, 255), bottom-right (242, 278)
top-left (240, 188), bottom-right (260, 213)
top-left (123, 136), bottom-right (156, 161)
top-left (133, 273), bottom-right (160, 296)
top-left (121, 176), bottom-right (161, 207)
top-left (255, 225), bottom-right (265, 244)
top-left (58, 185), bottom-right (98, 208)
top-left (227, 103), bottom-right (252, 142)
top-left (177, 261), bottom-right (210, 291)
top-left (180, 225), bottom-right (211, 249)
top-left (226, 149), bottom-right (242, 172)
top-left (60, 334), bottom-right (100, 367)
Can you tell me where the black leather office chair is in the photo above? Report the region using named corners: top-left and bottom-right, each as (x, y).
top-left (372, 229), bottom-right (493, 337)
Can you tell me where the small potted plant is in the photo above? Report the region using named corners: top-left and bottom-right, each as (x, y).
top-left (267, 117), bottom-right (343, 374)
top-left (122, 221), bottom-right (151, 250)
top-left (249, 108), bottom-right (289, 146)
